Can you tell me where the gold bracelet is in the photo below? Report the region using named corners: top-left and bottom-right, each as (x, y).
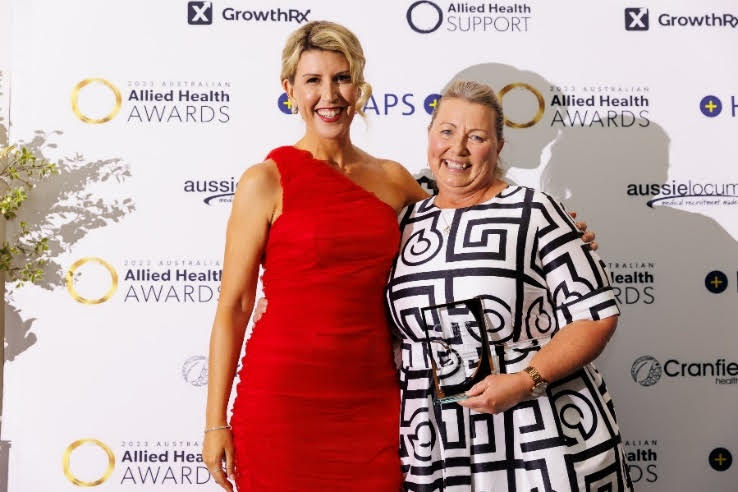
top-left (522, 365), bottom-right (549, 396)
top-left (204, 424), bottom-right (232, 433)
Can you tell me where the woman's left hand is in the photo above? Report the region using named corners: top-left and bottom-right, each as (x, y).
top-left (458, 372), bottom-right (531, 414)
top-left (569, 211), bottom-right (598, 251)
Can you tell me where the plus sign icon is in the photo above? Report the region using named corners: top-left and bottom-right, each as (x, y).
top-left (278, 93), bottom-right (294, 115)
top-left (423, 93), bottom-right (442, 115)
top-left (709, 448), bottom-right (732, 472)
top-left (705, 270), bottom-right (728, 294)
top-left (700, 95), bottom-right (723, 117)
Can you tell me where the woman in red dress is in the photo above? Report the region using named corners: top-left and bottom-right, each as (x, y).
top-left (202, 21), bottom-right (427, 491)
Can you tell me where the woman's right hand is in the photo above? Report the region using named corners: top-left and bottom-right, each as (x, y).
top-left (202, 428), bottom-right (236, 491)
top-left (252, 297), bottom-right (268, 322)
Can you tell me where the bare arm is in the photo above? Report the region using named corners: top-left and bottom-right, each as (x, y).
top-left (460, 317), bottom-right (617, 414)
top-left (203, 161), bottom-right (279, 490)
top-left (528, 317), bottom-right (616, 383)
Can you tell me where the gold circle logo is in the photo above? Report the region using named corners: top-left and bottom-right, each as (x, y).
top-left (71, 78), bottom-right (122, 124)
top-left (62, 439), bottom-right (115, 487)
top-left (66, 257), bottom-right (119, 304)
top-left (498, 83), bottom-right (545, 129)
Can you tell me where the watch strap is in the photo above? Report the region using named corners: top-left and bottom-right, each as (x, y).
top-left (523, 365), bottom-right (548, 396)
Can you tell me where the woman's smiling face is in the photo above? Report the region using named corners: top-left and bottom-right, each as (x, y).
top-left (427, 97), bottom-right (504, 198)
top-left (284, 49), bottom-right (359, 140)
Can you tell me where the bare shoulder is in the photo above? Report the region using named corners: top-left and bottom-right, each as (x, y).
top-left (357, 150), bottom-right (411, 183)
top-left (238, 159), bottom-right (279, 188)
top-left (377, 158), bottom-right (429, 203)
top-left (378, 158), bottom-right (411, 178)
top-left (234, 160), bottom-right (280, 199)
top-left (353, 148), bottom-right (428, 206)
top-left (231, 160), bottom-right (281, 218)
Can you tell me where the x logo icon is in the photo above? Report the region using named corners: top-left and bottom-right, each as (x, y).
top-left (625, 8), bottom-right (649, 31)
top-left (188, 2), bottom-right (212, 25)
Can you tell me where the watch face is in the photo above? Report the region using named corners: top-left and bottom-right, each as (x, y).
top-left (531, 382), bottom-right (548, 397)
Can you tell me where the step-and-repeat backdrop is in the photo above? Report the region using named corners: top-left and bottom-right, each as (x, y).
top-left (2, 0), bottom-right (737, 490)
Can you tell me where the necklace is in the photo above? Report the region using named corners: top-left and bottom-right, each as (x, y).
top-left (438, 209), bottom-right (455, 235)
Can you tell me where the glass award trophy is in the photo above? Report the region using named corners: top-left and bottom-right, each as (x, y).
top-left (422, 297), bottom-right (497, 403)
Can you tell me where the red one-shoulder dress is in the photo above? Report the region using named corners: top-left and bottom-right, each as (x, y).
top-left (230, 146), bottom-right (402, 491)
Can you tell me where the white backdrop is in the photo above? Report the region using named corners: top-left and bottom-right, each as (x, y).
top-left (2, 0), bottom-right (737, 490)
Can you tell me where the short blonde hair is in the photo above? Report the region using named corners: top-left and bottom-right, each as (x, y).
top-left (281, 21), bottom-right (371, 116)
top-left (431, 80), bottom-right (504, 142)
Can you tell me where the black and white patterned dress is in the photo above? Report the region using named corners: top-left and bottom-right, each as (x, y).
top-left (386, 185), bottom-right (632, 491)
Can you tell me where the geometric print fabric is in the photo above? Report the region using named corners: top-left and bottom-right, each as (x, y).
top-left (386, 186), bottom-right (632, 491)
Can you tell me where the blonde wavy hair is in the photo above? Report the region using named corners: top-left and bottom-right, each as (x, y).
top-left (281, 21), bottom-right (372, 116)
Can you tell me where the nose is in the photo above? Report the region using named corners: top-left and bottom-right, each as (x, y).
top-left (322, 80), bottom-right (339, 103)
top-left (451, 133), bottom-right (470, 156)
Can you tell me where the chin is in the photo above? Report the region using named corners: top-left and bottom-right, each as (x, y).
top-left (315, 124), bottom-right (350, 140)
top-left (437, 178), bottom-right (467, 190)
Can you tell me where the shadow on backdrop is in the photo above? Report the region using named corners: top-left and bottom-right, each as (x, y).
top-left (442, 63), bottom-right (738, 489)
top-left (3, 130), bottom-right (135, 362)
top-left (445, 63), bottom-right (737, 291)
top-left (1, 69), bottom-right (136, 491)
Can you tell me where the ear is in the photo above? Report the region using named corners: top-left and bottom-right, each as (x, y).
top-left (282, 79), bottom-right (293, 99)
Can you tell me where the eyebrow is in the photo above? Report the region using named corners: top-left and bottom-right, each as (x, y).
top-left (300, 71), bottom-right (350, 78)
top-left (438, 122), bottom-right (488, 133)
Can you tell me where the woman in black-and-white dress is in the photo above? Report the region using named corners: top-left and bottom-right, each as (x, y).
top-left (386, 80), bottom-right (632, 492)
